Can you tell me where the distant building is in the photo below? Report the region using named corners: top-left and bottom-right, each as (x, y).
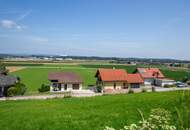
top-left (48, 72), bottom-right (83, 92)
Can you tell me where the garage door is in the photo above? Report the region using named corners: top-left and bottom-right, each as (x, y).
top-left (131, 83), bottom-right (140, 88)
top-left (72, 84), bottom-right (80, 90)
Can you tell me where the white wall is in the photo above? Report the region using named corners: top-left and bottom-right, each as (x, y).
top-left (144, 78), bottom-right (154, 85)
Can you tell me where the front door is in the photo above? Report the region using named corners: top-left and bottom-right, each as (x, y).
top-left (64, 84), bottom-right (67, 90)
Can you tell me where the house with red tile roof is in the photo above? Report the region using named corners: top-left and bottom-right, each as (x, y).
top-left (135, 68), bottom-right (164, 85)
top-left (95, 68), bottom-right (144, 91)
top-left (135, 68), bottom-right (175, 86)
top-left (48, 72), bottom-right (83, 92)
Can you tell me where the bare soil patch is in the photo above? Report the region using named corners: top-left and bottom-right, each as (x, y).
top-left (6, 66), bottom-right (26, 72)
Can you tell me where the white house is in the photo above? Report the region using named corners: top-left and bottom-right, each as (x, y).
top-left (48, 72), bottom-right (83, 92)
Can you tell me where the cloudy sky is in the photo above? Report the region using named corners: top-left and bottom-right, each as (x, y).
top-left (0, 0), bottom-right (190, 60)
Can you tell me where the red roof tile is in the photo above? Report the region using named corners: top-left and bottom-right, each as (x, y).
top-left (137, 68), bottom-right (164, 79)
top-left (95, 69), bottom-right (127, 81)
top-left (95, 69), bottom-right (144, 84)
top-left (126, 74), bottom-right (144, 83)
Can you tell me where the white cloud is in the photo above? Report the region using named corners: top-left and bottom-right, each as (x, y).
top-left (1, 20), bottom-right (16, 28)
top-left (0, 19), bottom-right (25, 31)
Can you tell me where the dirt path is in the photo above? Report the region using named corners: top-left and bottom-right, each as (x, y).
top-left (6, 66), bottom-right (26, 72)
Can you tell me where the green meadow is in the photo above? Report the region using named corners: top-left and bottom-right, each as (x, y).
top-left (10, 64), bottom-right (189, 94)
top-left (0, 91), bottom-right (189, 130)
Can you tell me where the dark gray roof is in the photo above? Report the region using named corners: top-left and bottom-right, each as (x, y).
top-left (0, 74), bottom-right (17, 87)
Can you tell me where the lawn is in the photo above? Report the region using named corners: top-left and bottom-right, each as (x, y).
top-left (12, 67), bottom-right (97, 93)
top-left (11, 64), bottom-right (190, 94)
top-left (0, 91), bottom-right (188, 130)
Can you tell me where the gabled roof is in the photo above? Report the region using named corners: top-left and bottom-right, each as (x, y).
top-left (126, 74), bottom-right (144, 83)
top-left (48, 72), bottom-right (83, 83)
top-left (95, 69), bottom-right (127, 82)
top-left (95, 69), bottom-right (144, 83)
top-left (0, 74), bottom-right (17, 87)
top-left (136, 68), bottom-right (164, 79)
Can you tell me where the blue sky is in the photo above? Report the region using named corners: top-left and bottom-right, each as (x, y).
top-left (0, 0), bottom-right (190, 60)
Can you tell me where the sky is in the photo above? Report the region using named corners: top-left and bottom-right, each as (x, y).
top-left (0, 0), bottom-right (190, 60)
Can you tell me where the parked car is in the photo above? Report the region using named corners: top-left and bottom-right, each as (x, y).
top-left (176, 82), bottom-right (188, 88)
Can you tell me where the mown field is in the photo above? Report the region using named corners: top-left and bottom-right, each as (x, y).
top-left (0, 91), bottom-right (189, 130)
top-left (9, 63), bottom-right (189, 94)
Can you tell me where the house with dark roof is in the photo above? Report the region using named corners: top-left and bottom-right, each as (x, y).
top-left (95, 68), bottom-right (144, 91)
top-left (0, 74), bottom-right (17, 96)
top-left (135, 68), bottom-right (175, 86)
top-left (48, 72), bottom-right (83, 92)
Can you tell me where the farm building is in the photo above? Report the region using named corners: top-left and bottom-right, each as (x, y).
top-left (95, 68), bottom-right (144, 91)
top-left (48, 72), bottom-right (83, 92)
top-left (135, 68), bottom-right (175, 86)
top-left (0, 74), bottom-right (17, 96)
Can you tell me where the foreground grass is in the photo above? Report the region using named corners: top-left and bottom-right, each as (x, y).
top-left (0, 91), bottom-right (186, 130)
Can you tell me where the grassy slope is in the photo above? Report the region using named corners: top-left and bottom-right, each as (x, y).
top-left (0, 91), bottom-right (182, 130)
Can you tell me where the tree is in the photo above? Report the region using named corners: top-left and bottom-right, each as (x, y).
top-left (0, 62), bottom-right (8, 75)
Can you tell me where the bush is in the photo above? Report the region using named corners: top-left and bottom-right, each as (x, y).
top-left (164, 84), bottom-right (176, 88)
top-left (6, 83), bottom-right (26, 97)
top-left (141, 88), bottom-right (147, 93)
top-left (187, 81), bottom-right (190, 85)
top-left (128, 89), bottom-right (134, 94)
top-left (38, 84), bottom-right (50, 92)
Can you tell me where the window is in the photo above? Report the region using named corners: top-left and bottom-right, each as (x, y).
top-left (72, 84), bottom-right (80, 90)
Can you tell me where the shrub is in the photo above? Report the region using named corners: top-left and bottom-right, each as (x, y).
top-left (38, 84), bottom-right (50, 92)
top-left (164, 84), bottom-right (176, 88)
top-left (6, 83), bottom-right (26, 97)
top-left (7, 87), bottom-right (17, 97)
top-left (128, 89), bottom-right (134, 94)
top-left (187, 81), bottom-right (190, 85)
top-left (141, 88), bottom-right (147, 93)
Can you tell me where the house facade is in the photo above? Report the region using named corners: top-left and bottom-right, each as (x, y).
top-left (95, 69), bottom-right (144, 91)
top-left (48, 72), bottom-right (83, 92)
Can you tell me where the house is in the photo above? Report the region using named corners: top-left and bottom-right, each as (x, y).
top-left (48, 72), bottom-right (83, 92)
top-left (95, 68), bottom-right (144, 91)
top-left (135, 68), bottom-right (175, 87)
top-left (135, 68), bottom-right (164, 85)
top-left (0, 74), bottom-right (17, 96)
top-left (155, 78), bottom-right (175, 87)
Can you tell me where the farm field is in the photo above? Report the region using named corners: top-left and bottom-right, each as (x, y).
top-left (9, 63), bottom-right (190, 94)
top-left (0, 91), bottom-right (189, 130)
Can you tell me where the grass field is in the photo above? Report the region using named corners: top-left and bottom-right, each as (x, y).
top-left (0, 91), bottom-right (189, 130)
top-left (10, 63), bottom-right (190, 94)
